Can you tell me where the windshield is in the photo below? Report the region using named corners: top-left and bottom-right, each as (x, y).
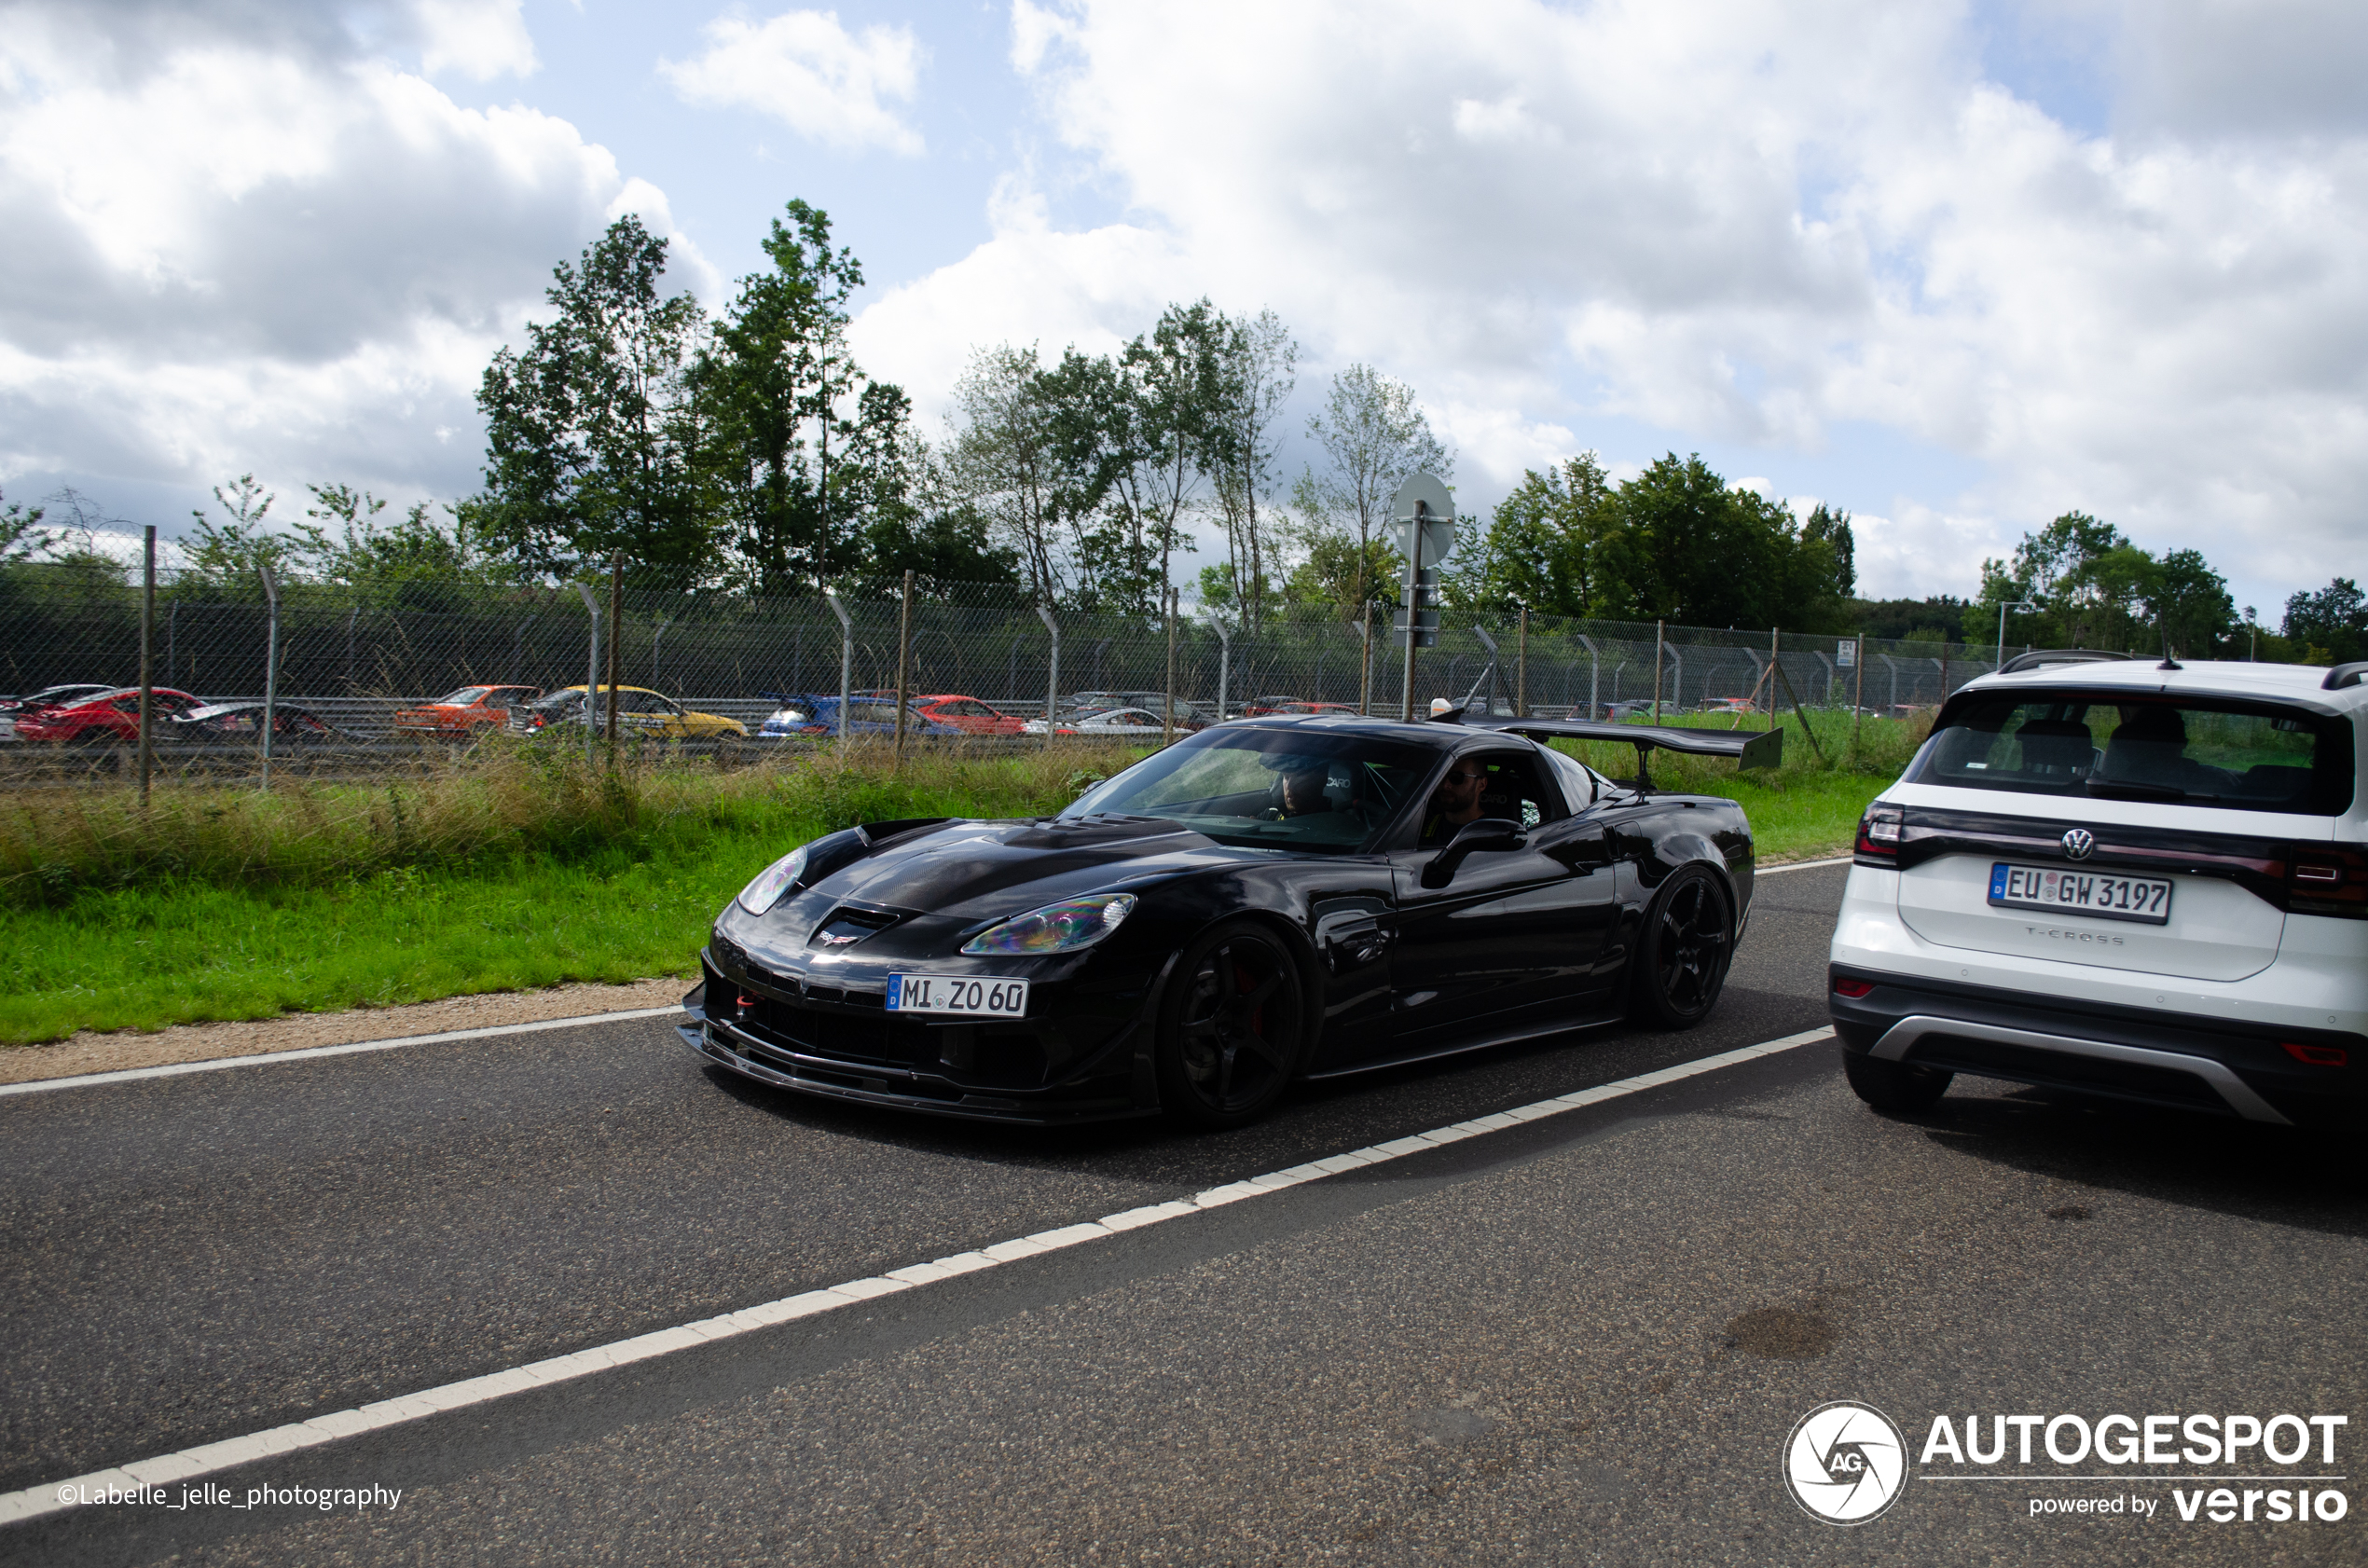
top-left (1907, 693), bottom-right (2355, 815)
top-left (1061, 729), bottom-right (1432, 853)
top-left (435, 686), bottom-right (491, 705)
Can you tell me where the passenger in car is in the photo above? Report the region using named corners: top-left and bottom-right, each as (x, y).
top-left (2102, 706), bottom-right (2233, 794)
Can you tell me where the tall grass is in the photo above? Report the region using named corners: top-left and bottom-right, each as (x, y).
top-left (0, 739), bottom-right (1140, 908)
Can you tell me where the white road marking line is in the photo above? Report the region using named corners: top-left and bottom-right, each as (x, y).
top-left (1758, 855), bottom-right (1853, 875)
top-left (0, 1024), bottom-right (1837, 1529)
top-left (0, 1006), bottom-right (689, 1101)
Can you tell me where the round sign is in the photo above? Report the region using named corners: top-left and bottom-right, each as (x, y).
top-left (1783, 1401), bottom-right (1907, 1524)
top-left (1389, 473), bottom-right (1456, 567)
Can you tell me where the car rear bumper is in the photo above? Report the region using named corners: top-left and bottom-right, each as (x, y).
top-left (1829, 968), bottom-right (2366, 1129)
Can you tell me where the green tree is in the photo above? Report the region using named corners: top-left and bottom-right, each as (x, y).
top-left (2283, 577), bottom-right (2367, 664)
top-left (305, 483), bottom-right (518, 609)
top-left (1287, 364), bottom-right (1452, 620)
top-left (1121, 300), bottom-right (1229, 607)
top-left (946, 344), bottom-right (1065, 605)
top-left (2144, 547), bottom-right (2236, 657)
top-left (1, 488), bottom-right (51, 565)
top-left (474, 215), bottom-right (717, 577)
top-left (1205, 309), bottom-right (1297, 634)
top-left (1443, 453), bottom-right (1618, 616)
top-left (695, 200), bottom-right (884, 593)
top-left (185, 475), bottom-right (310, 590)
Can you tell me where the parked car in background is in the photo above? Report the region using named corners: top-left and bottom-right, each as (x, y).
top-left (913, 695), bottom-right (1028, 736)
top-left (756, 695), bottom-right (960, 740)
top-left (516, 686), bottom-right (747, 739)
top-left (13, 687), bottom-right (205, 744)
top-left (1022, 707), bottom-right (1177, 736)
top-left (394, 684), bottom-right (541, 738)
top-left (0, 683), bottom-right (113, 718)
top-left (1699, 697), bottom-right (1761, 719)
top-left (167, 702), bottom-right (348, 745)
top-left (1245, 699), bottom-right (1359, 719)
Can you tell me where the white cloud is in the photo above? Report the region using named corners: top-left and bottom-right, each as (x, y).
top-left (0, 4), bottom-right (665, 513)
top-left (661, 9), bottom-right (924, 157)
top-left (839, 0), bottom-right (2368, 611)
top-left (414, 0), bottom-right (537, 81)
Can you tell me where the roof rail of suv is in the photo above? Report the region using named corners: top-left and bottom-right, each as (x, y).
top-left (1996, 648), bottom-right (2138, 675)
top-left (2322, 662), bottom-right (2368, 691)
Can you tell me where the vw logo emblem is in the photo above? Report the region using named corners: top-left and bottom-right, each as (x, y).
top-left (2061, 828), bottom-right (2096, 860)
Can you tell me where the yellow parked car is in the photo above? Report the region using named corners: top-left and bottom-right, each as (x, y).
top-left (515, 685), bottom-right (748, 739)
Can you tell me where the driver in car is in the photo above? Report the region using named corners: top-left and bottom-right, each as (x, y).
top-left (1420, 761), bottom-right (1489, 846)
top-left (1277, 763), bottom-right (1334, 817)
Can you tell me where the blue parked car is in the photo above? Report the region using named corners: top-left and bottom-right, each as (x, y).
top-left (755, 694), bottom-right (961, 740)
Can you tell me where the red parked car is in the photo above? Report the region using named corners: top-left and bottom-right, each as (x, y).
top-left (912, 694), bottom-right (1027, 736)
top-left (14, 687), bottom-right (204, 743)
top-left (394, 684), bottom-right (541, 738)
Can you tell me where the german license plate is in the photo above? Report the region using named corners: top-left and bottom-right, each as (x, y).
top-left (886, 974), bottom-right (1029, 1016)
top-left (1988, 862), bottom-right (2172, 925)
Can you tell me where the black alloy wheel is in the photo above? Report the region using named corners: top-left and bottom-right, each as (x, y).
top-left (1631, 862), bottom-right (1735, 1029)
top-left (1157, 922), bottom-right (1306, 1129)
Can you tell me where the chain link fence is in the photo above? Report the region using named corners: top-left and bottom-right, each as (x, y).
top-left (0, 561), bottom-right (2028, 780)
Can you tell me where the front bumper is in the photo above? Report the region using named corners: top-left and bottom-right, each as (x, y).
top-left (680, 935), bottom-right (1169, 1124)
top-left (1829, 969), bottom-right (2365, 1129)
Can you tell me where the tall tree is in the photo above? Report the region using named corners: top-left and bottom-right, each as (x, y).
top-left (184, 475), bottom-right (310, 588)
top-left (1287, 364), bottom-right (1452, 620)
top-left (1122, 300), bottom-right (1229, 607)
top-left (0, 488), bottom-right (51, 565)
top-left (473, 215), bottom-right (716, 577)
top-left (696, 200), bottom-right (874, 592)
top-left (1444, 453), bottom-right (1618, 616)
top-left (1206, 309), bottom-right (1297, 634)
top-left (946, 344), bottom-right (1065, 605)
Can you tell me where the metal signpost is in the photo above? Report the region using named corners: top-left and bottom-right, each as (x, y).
top-left (257, 563), bottom-right (281, 791)
top-left (1389, 473), bottom-right (1455, 721)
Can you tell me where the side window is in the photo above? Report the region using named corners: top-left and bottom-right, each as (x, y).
top-left (1543, 746), bottom-right (1597, 811)
top-left (1472, 751), bottom-right (1558, 828)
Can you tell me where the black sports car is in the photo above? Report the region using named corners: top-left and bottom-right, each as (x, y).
top-left (681, 713), bottom-right (1778, 1128)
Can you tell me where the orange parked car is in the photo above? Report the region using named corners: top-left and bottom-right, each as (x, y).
top-left (912, 694), bottom-right (1028, 735)
top-left (394, 684), bottom-right (541, 738)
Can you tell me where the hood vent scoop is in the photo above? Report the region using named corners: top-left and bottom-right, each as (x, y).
top-left (811, 907), bottom-right (899, 947)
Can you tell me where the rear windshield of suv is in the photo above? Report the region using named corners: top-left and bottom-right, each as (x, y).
top-left (1905, 692), bottom-right (2356, 815)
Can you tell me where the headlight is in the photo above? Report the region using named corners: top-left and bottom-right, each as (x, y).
top-left (735, 846), bottom-right (809, 915)
top-left (960, 893), bottom-right (1137, 956)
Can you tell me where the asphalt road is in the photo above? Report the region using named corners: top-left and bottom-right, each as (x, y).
top-left (4, 862), bottom-right (2361, 1565)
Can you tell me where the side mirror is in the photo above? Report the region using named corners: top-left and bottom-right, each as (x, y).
top-left (1421, 817), bottom-right (1527, 887)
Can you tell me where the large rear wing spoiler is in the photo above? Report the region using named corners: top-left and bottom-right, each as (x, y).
top-left (1438, 711), bottom-right (1782, 790)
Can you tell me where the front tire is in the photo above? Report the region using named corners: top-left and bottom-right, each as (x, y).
top-left (1155, 922), bottom-right (1306, 1130)
top-left (1841, 1051), bottom-right (1953, 1114)
top-left (1629, 862), bottom-right (1734, 1028)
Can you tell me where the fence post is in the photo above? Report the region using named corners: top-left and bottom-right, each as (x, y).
top-left (1213, 616), bottom-right (1232, 721)
top-left (1769, 627), bottom-right (1780, 730)
top-left (573, 582), bottom-right (600, 767)
top-left (1471, 625), bottom-right (1499, 713)
top-left (894, 570), bottom-right (914, 766)
top-left (1577, 634), bottom-right (1599, 720)
top-left (138, 527), bottom-right (156, 806)
top-left (652, 618), bottom-right (669, 686)
top-left (1038, 605), bottom-right (1060, 750)
top-left (257, 563), bottom-right (280, 791)
top-left (1878, 653), bottom-right (1900, 716)
top-left (1357, 601), bottom-right (1373, 715)
top-left (824, 588), bottom-right (853, 742)
top-left (604, 555), bottom-right (623, 765)
top-left (1516, 605), bottom-right (1528, 718)
top-left (1852, 637), bottom-right (1867, 752)
top-left (1652, 620), bottom-right (1664, 722)
top-left (1163, 588), bottom-right (1177, 746)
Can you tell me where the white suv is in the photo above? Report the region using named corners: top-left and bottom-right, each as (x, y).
top-left (1829, 653), bottom-right (2365, 1129)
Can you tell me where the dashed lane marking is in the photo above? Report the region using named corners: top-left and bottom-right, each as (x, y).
top-left (0, 1025), bottom-right (1837, 1528)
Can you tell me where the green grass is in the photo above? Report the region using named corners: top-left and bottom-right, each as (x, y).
top-left (0, 743), bottom-right (1136, 1044)
top-left (0, 716), bottom-right (1917, 1045)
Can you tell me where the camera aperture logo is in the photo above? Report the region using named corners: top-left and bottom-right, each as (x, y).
top-left (1786, 1401), bottom-right (1907, 1524)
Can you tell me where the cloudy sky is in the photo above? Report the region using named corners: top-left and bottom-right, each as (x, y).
top-left (4, 0), bottom-right (2363, 616)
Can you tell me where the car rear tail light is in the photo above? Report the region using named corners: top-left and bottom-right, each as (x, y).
top-left (1831, 976), bottom-right (1876, 998)
top-left (1854, 805), bottom-right (1903, 861)
top-left (2286, 846), bottom-right (2368, 917)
